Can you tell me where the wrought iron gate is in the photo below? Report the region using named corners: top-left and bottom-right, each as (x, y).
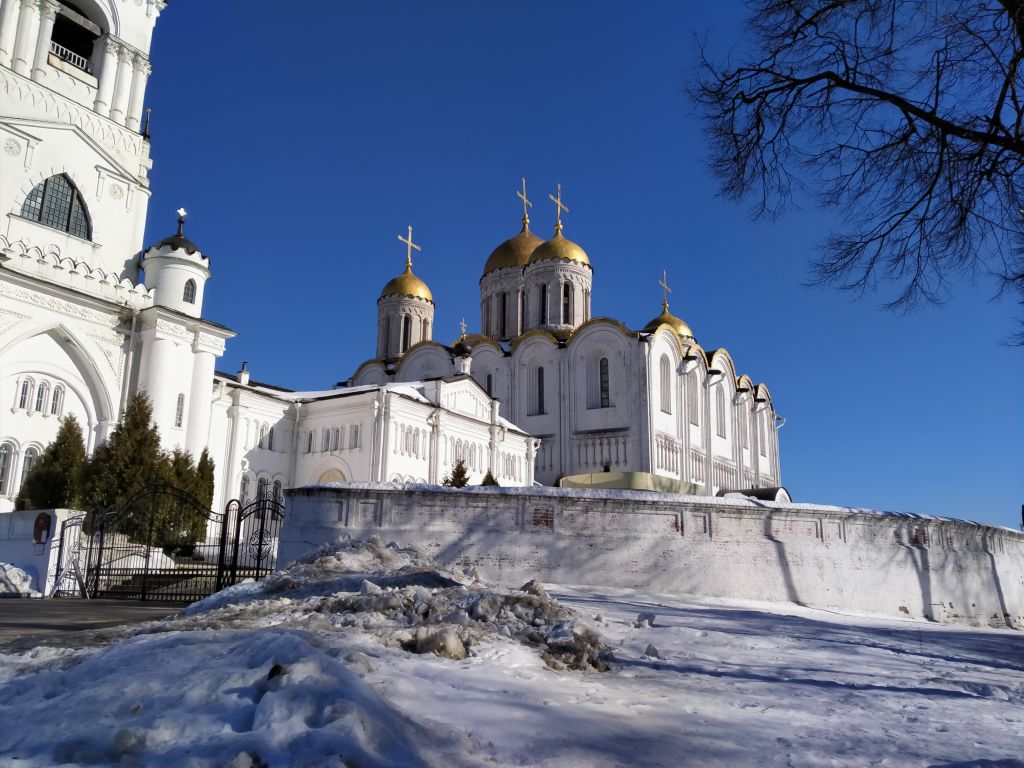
top-left (54, 486), bottom-right (285, 602)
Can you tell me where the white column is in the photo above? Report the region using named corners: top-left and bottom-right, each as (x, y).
top-left (125, 53), bottom-right (151, 131)
top-left (92, 36), bottom-right (119, 117)
top-left (10, 0), bottom-right (37, 76)
top-left (109, 43), bottom-right (133, 125)
top-left (0, 0), bottom-right (24, 68)
top-left (29, 0), bottom-right (56, 83)
top-left (185, 348), bottom-right (216, 457)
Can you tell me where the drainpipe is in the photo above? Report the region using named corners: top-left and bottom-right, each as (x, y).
top-left (287, 401), bottom-right (301, 489)
top-left (119, 308), bottom-right (139, 416)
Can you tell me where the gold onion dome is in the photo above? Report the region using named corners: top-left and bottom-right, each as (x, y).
top-left (643, 301), bottom-right (694, 339)
top-left (527, 223), bottom-right (590, 268)
top-left (483, 220), bottom-right (544, 275)
top-left (379, 263), bottom-right (433, 303)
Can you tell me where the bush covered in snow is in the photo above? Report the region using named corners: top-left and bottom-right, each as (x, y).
top-left (0, 563), bottom-right (39, 597)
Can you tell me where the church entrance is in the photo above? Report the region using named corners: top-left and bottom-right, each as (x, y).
top-left (52, 486), bottom-right (285, 602)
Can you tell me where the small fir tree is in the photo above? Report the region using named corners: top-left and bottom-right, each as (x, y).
top-left (442, 458), bottom-right (470, 488)
top-left (480, 470), bottom-right (500, 487)
top-left (15, 415), bottom-right (87, 510)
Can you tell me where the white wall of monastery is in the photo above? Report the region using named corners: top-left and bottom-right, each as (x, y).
top-left (282, 485), bottom-right (1024, 630)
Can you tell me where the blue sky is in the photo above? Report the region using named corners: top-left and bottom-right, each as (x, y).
top-left (141, 2), bottom-right (1022, 529)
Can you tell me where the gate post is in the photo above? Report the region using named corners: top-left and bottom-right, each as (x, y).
top-left (216, 502), bottom-right (232, 592)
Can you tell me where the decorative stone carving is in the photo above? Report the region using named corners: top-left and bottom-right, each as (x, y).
top-left (3, 138), bottom-right (20, 156)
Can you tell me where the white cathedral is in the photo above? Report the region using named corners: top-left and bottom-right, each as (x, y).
top-left (0, 0), bottom-right (782, 516)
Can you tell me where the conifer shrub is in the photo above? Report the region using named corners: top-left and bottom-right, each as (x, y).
top-left (15, 415), bottom-right (86, 511)
top-left (442, 458), bottom-right (470, 488)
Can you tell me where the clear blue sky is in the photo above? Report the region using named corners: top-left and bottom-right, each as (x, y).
top-left (142, 2), bottom-right (1023, 529)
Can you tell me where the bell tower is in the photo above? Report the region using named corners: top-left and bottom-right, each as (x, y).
top-left (0, 0), bottom-right (165, 281)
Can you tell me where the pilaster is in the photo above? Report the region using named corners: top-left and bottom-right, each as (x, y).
top-left (29, 0), bottom-right (58, 83)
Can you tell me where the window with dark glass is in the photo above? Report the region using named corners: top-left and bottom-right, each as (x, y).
top-left (401, 315), bottom-right (412, 353)
top-left (183, 279), bottom-right (196, 304)
top-left (240, 475), bottom-right (250, 503)
top-left (562, 284), bottom-right (571, 324)
top-left (21, 174), bottom-right (91, 240)
top-left (485, 374), bottom-right (493, 396)
top-left (539, 284), bottom-right (548, 325)
top-left (35, 383), bottom-right (48, 413)
top-left (20, 447), bottom-right (39, 487)
top-left (257, 477), bottom-right (269, 500)
top-left (0, 443), bottom-right (11, 494)
top-left (273, 480), bottom-right (283, 503)
top-left (599, 357), bottom-right (610, 408)
top-left (175, 394), bottom-right (185, 428)
top-left (500, 293), bottom-right (507, 338)
top-left (537, 367), bottom-right (545, 414)
top-left (18, 380), bottom-right (30, 410)
top-left (51, 385), bottom-right (64, 415)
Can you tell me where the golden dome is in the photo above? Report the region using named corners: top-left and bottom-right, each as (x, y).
top-left (527, 224), bottom-right (590, 268)
top-left (379, 264), bottom-right (433, 303)
top-left (643, 302), bottom-right (694, 339)
top-left (483, 221), bottom-right (543, 276)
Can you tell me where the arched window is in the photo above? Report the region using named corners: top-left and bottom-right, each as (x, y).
top-left (500, 293), bottom-right (508, 338)
top-left (239, 474), bottom-right (250, 503)
top-left (331, 427), bottom-right (340, 451)
top-left (35, 383), bottom-right (48, 413)
top-left (256, 477), bottom-right (269, 500)
top-left (599, 357), bottom-right (610, 408)
top-left (539, 284), bottom-right (548, 325)
top-left (536, 366), bottom-right (545, 414)
top-left (759, 412), bottom-right (767, 457)
top-left (562, 283), bottom-right (572, 324)
top-left (20, 174), bottom-right (91, 239)
top-left (175, 394), bottom-right (185, 428)
top-left (421, 317), bottom-right (429, 341)
top-left (322, 428), bottom-right (330, 452)
top-left (273, 480), bottom-right (283, 503)
top-left (305, 431), bottom-right (313, 454)
top-left (350, 424), bottom-right (360, 449)
top-left (518, 291), bottom-right (525, 332)
top-left (20, 447), bottom-right (39, 487)
top-left (659, 355), bottom-right (672, 413)
top-left (51, 386), bottom-right (64, 416)
top-left (183, 279), bottom-right (197, 304)
top-left (715, 387), bottom-right (727, 438)
top-left (383, 317), bottom-right (392, 355)
top-left (401, 315), bottom-right (412, 353)
top-left (485, 374), bottom-right (493, 396)
top-left (267, 427), bottom-right (275, 451)
top-left (18, 380), bottom-right (31, 410)
top-left (0, 443), bottom-right (12, 494)
top-left (687, 373), bottom-right (700, 426)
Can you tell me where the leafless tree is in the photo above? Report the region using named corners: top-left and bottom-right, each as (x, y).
top-left (694, 0), bottom-right (1024, 339)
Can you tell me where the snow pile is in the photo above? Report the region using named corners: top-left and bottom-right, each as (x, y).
top-left (0, 563), bottom-right (39, 597)
top-left (180, 537), bottom-right (609, 672)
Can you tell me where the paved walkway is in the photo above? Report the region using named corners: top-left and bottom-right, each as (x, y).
top-left (0, 598), bottom-right (181, 653)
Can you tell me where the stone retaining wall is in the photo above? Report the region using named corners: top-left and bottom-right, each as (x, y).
top-left (281, 484), bottom-right (1024, 628)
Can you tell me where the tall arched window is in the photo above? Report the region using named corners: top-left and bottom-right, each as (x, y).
top-left (18, 380), bottom-right (31, 410)
top-left (51, 385), bottom-right (64, 416)
top-left (500, 293), bottom-right (508, 338)
top-left (174, 393), bottom-right (185, 428)
top-left (20, 447), bottom-right (39, 487)
top-left (715, 386), bottom-right (727, 438)
top-left (759, 412), bottom-right (767, 457)
top-left (256, 477), bottom-right (269, 500)
top-left (305, 431), bottom-right (313, 453)
top-left (35, 383), bottom-right (48, 413)
top-left (183, 279), bottom-right (197, 304)
top-left (383, 317), bottom-right (392, 355)
top-left (659, 355), bottom-right (672, 413)
top-left (322, 428), bottom-right (330, 452)
top-left (0, 443), bottom-right (12, 494)
top-left (273, 480), bottom-right (283, 503)
top-left (539, 284), bottom-right (548, 325)
top-left (687, 373), bottom-right (700, 426)
top-left (267, 427), bottom-right (275, 451)
top-left (401, 315), bottom-right (412, 353)
top-left (739, 406), bottom-right (748, 448)
top-left (485, 374), bottom-right (493, 396)
top-left (599, 357), bottom-right (610, 408)
top-left (536, 366), bottom-right (545, 414)
top-left (562, 284), bottom-right (572, 324)
top-left (240, 475), bottom-right (250, 503)
top-left (421, 317), bottom-right (429, 341)
top-left (20, 174), bottom-right (91, 239)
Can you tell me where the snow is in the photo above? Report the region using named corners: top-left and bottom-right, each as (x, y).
top-left (0, 563), bottom-right (39, 598)
top-left (1, 539), bottom-right (1021, 767)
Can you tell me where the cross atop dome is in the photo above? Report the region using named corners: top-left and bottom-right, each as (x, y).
top-left (517, 178), bottom-right (532, 227)
top-left (659, 269), bottom-right (672, 309)
top-left (397, 225), bottom-right (421, 270)
top-left (549, 183), bottom-right (568, 234)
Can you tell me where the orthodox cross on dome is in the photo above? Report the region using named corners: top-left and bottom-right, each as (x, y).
top-left (176, 207), bottom-right (187, 235)
top-left (397, 225), bottom-right (421, 270)
top-left (517, 177), bottom-right (532, 225)
top-left (659, 269), bottom-right (672, 309)
top-left (549, 183), bottom-right (568, 233)
top-left (459, 318), bottom-right (468, 338)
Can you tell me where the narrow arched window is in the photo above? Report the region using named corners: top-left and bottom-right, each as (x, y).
top-left (350, 424), bottom-right (360, 449)
top-left (240, 475), bottom-right (250, 503)
top-left (759, 412), bottom-right (768, 457)
top-left (401, 315), bottom-right (412, 353)
top-left (500, 293), bottom-right (508, 338)
top-left (383, 317), bottom-right (392, 356)
top-left (257, 477), bottom-right (269, 500)
top-left (687, 373), bottom-right (700, 426)
top-left (20, 174), bottom-right (91, 239)
top-left (267, 427), bottom-right (275, 451)
top-left (273, 480), bottom-right (283, 503)
top-left (20, 447), bottom-right (39, 488)
top-left (715, 386), bottom-right (727, 438)
top-left (539, 284), bottom-right (548, 325)
top-left (322, 428), bottom-right (330, 452)
top-left (305, 431), bottom-right (313, 454)
top-left (518, 291), bottom-right (525, 332)
top-left (175, 393), bottom-right (185, 428)
top-left (51, 385), bottom-right (64, 416)
top-left (35, 383), bottom-right (48, 413)
top-left (18, 380), bottom-right (30, 410)
top-left (599, 357), bottom-right (610, 408)
top-left (183, 279), bottom-right (197, 304)
top-left (740, 407), bottom-right (749, 448)
top-left (422, 317), bottom-right (429, 341)
top-left (562, 283), bottom-right (571, 324)
top-left (0, 443), bottom-right (12, 494)
top-left (536, 366), bottom-right (545, 414)
top-left (485, 374), bottom-right (493, 396)
top-left (659, 355), bottom-right (672, 413)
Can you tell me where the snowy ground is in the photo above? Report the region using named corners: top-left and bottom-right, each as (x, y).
top-left (0, 539), bottom-right (1021, 768)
